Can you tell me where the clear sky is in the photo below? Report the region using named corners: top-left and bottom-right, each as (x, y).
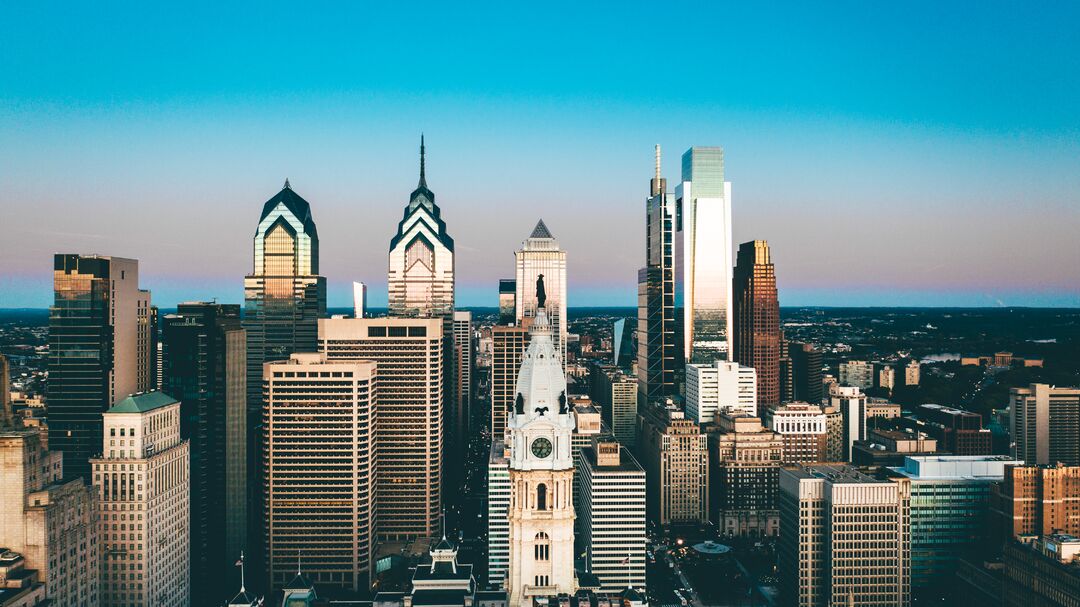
top-left (2, 1), bottom-right (1078, 308)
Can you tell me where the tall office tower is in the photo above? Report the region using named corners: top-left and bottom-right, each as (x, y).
top-left (685, 361), bottom-right (757, 424)
top-left (492, 326), bottom-right (530, 442)
top-left (768, 402), bottom-right (828, 463)
top-left (515, 220), bottom-right (567, 369)
top-left (788, 342), bottom-right (823, 404)
top-left (778, 465), bottom-right (911, 607)
top-left (588, 364), bottom-right (638, 448)
top-left (452, 311), bottom-right (474, 466)
top-left (499, 279), bottom-right (517, 325)
top-left (1011, 384), bottom-right (1080, 466)
top-left (578, 441), bottom-right (646, 592)
top-left (353, 281), bottom-right (367, 318)
top-left (388, 137), bottom-right (455, 318)
top-left (891, 456), bottom-right (1022, 596)
top-left (637, 145), bottom-right (678, 404)
top-left (830, 385), bottom-right (868, 461)
top-left (778, 333), bottom-right (794, 404)
top-left (319, 317), bottom-right (444, 543)
top-left (91, 392), bottom-right (190, 607)
top-left (709, 413), bottom-right (782, 537)
top-left (675, 146), bottom-right (733, 366)
top-left (991, 463), bottom-right (1080, 540)
top-left (822, 403), bottom-right (845, 461)
top-left (504, 296), bottom-right (576, 607)
top-left (638, 402), bottom-right (709, 525)
top-left (839, 360), bottom-right (874, 390)
top-left (0, 354), bottom-right (10, 428)
top-left (161, 302), bottom-right (247, 605)
top-left (732, 240), bottom-right (780, 414)
top-left (487, 439), bottom-right (512, 588)
top-left (49, 254), bottom-right (150, 480)
top-left (0, 428), bottom-right (98, 607)
top-left (262, 354), bottom-right (375, 592)
top-left (612, 318), bottom-right (633, 369)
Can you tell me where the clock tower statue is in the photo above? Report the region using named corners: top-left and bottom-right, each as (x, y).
top-left (505, 277), bottom-right (576, 606)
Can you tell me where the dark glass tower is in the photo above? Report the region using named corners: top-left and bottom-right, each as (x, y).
top-left (162, 303), bottom-right (247, 605)
top-left (789, 342), bottom-right (824, 404)
top-left (732, 240), bottom-right (781, 415)
top-left (637, 145), bottom-right (679, 403)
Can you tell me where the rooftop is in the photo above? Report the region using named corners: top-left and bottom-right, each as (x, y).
top-left (107, 391), bottom-right (179, 414)
top-left (786, 464), bottom-right (882, 484)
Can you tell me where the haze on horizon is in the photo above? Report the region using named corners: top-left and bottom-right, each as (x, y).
top-left (1, 2), bottom-right (1078, 309)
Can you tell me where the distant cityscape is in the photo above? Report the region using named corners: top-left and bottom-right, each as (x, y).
top-left (2, 141), bottom-right (1080, 607)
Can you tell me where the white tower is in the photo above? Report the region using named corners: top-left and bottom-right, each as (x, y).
top-left (505, 277), bottom-right (576, 606)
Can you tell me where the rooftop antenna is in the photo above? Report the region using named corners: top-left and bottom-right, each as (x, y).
top-left (297, 549), bottom-right (301, 576)
top-left (649, 145), bottom-right (665, 197)
top-left (239, 551), bottom-right (246, 593)
top-left (284, 178), bottom-right (291, 190)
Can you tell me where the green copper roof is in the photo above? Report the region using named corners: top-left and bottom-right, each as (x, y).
top-left (108, 391), bottom-right (179, 414)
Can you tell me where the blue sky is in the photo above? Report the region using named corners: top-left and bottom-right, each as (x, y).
top-left (1, 1), bottom-right (1078, 308)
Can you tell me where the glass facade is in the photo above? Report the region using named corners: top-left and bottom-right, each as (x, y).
top-left (637, 186), bottom-right (679, 403)
top-left (515, 220), bottom-right (567, 368)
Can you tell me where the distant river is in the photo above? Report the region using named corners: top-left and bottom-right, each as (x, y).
top-left (922, 353), bottom-right (961, 362)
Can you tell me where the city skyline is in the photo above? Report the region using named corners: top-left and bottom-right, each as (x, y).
top-left (2, 3), bottom-right (1079, 309)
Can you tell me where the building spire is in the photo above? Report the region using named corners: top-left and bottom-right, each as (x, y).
top-left (650, 144), bottom-right (666, 197)
top-left (418, 134), bottom-right (427, 189)
top-left (239, 551), bottom-right (246, 594)
top-left (283, 178), bottom-right (291, 190)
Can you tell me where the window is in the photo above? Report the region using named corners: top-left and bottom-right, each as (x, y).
top-left (537, 483), bottom-right (548, 510)
top-left (534, 532), bottom-right (550, 561)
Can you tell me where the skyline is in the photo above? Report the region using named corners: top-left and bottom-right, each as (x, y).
top-left (2, 2), bottom-right (1079, 308)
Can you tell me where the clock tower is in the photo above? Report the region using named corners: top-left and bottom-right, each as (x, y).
top-left (505, 276), bottom-right (576, 607)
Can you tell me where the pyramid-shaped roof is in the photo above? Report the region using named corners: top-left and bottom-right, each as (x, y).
top-left (530, 219), bottom-right (553, 239)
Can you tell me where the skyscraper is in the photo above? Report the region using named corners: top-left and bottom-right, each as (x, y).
top-left (612, 318), bottom-right (633, 369)
top-left (353, 281), bottom-right (367, 318)
top-left (499, 279), bottom-right (517, 325)
top-left (505, 292), bottom-right (576, 607)
top-left (831, 384), bottom-right (869, 461)
top-left (161, 302), bottom-right (247, 605)
top-left (685, 361), bottom-right (757, 424)
top-left (732, 240), bottom-right (780, 414)
top-left (638, 402), bottom-right (709, 525)
top-left (452, 310), bottom-right (474, 462)
top-left (588, 365), bottom-right (638, 448)
top-left (1011, 383), bottom-right (1080, 466)
top-left (515, 219), bottom-right (567, 368)
top-left (709, 413), bottom-right (783, 537)
top-left (262, 353), bottom-right (375, 592)
top-left (492, 325), bottom-right (530, 442)
top-left (637, 145), bottom-right (679, 403)
top-left (675, 146), bottom-right (733, 365)
top-left (48, 254), bottom-right (152, 480)
top-left (578, 441), bottom-right (647, 592)
top-left (788, 342), bottom-right (823, 404)
top-left (991, 463), bottom-right (1080, 540)
top-left (388, 136), bottom-right (455, 318)
top-left (92, 391), bottom-right (190, 607)
top-left (319, 317), bottom-right (444, 543)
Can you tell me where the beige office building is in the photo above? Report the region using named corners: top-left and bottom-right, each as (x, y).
top-left (768, 402), bottom-right (828, 463)
top-left (0, 428), bottom-right (98, 607)
top-left (263, 354), bottom-right (376, 592)
top-left (91, 391), bottom-right (189, 607)
top-left (779, 465), bottom-right (911, 607)
top-left (319, 317), bottom-right (444, 544)
top-left (638, 403), bottom-right (709, 525)
top-left (1011, 383), bottom-right (1080, 466)
top-left (515, 220), bottom-right (568, 370)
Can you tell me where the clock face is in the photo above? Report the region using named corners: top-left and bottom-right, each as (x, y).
top-left (531, 437), bottom-right (553, 458)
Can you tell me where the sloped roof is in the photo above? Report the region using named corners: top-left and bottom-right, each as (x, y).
top-left (259, 182), bottom-right (319, 239)
top-left (108, 391), bottom-right (178, 414)
top-left (530, 219), bottom-right (554, 239)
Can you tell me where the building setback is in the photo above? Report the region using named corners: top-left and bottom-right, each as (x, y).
top-left (262, 354), bottom-right (375, 592)
top-left (732, 240), bottom-right (780, 414)
top-left (91, 391), bottom-right (189, 607)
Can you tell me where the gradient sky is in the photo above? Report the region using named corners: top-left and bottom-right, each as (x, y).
top-left (2, 1), bottom-right (1078, 309)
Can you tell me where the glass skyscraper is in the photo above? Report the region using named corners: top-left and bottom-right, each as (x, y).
top-left (733, 239), bottom-right (781, 415)
top-left (515, 219), bottom-right (567, 368)
top-left (675, 146), bottom-right (733, 366)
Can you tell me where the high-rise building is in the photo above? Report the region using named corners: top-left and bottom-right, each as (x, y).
top-left (823, 403), bottom-right (845, 462)
top-left (636, 145), bottom-right (679, 404)
top-left (0, 428), bottom-right (98, 607)
top-left (903, 360), bottom-right (921, 387)
top-left (991, 463), bottom-right (1080, 540)
top-left (504, 299), bottom-right (576, 606)
top-left (243, 180), bottom-right (327, 412)
top-left (487, 439), bottom-right (511, 589)
top-left (909, 404), bottom-right (992, 455)
top-left (613, 318), bottom-right (633, 369)
top-left (0, 354), bottom-right (11, 429)
top-left (515, 220), bottom-right (567, 369)
top-left (709, 413), bottom-right (782, 537)
top-left (262, 353), bottom-right (375, 592)
top-left (91, 391), bottom-right (190, 607)
top-left (388, 137), bottom-right (455, 318)
top-left (778, 334), bottom-right (794, 404)
top-left (638, 402), bottom-right (709, 525)
top-left (831, 385), bottom-right (868, 461)
top-left (839, 360), bottom-right (874, 390)
top-left (778, 464), bottom-right (911, 607)
top-left (1011, 384), bottom-right (1080, 466)
top-left (588, 365), bottom-right (638, 448)
top-left (319, 317), bottom-right (444, 543)
top-left (788, 342), bottom-right (823, 405)
top-left (732, 240), bottom-right (780, 414)
top-left (876, 363), bottom-right (897, 392)
top-left (491, 326), bottom-right (530, 442)
top-left (685, 361), bottom-right (756, 424)
top-left (1001, 535), bottom-right (1080, 607)
top-left (352, 281), bottom-right (367, 318)
top-left (578, 441), bottom-right (646, 592)
top-left (499, 279), bottom-right (517, 325)
top-left (453, 311), bottom-right (474, 449)
top-left (889, 456), bottom-right (1022, 594)
top-left (768, 402), bottom-right (828, 464)
top-left (48, 254), bottom-right (152, 481)
top-left (675, 146), bottom-right (733, 365)
top-left (161, 302), bottom-right (247, 605)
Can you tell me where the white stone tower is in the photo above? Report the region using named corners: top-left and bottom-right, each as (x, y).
top-left (505, 276), bottom-right (576, 606)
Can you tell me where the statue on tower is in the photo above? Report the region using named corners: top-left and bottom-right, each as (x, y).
top-left (536, 274), bottom-right (547, 309)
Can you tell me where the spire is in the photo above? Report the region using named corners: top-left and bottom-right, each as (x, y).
top-left (418, 134), bottom-right (427, 189)
top-left (283, 178), bottom-right (291, 190)
top-left (239, 551), bottom-right (245, 593)
top-left (650, 144), bottom-right (666, 197)
top-left (297, 549), bottom-right (301, 576)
